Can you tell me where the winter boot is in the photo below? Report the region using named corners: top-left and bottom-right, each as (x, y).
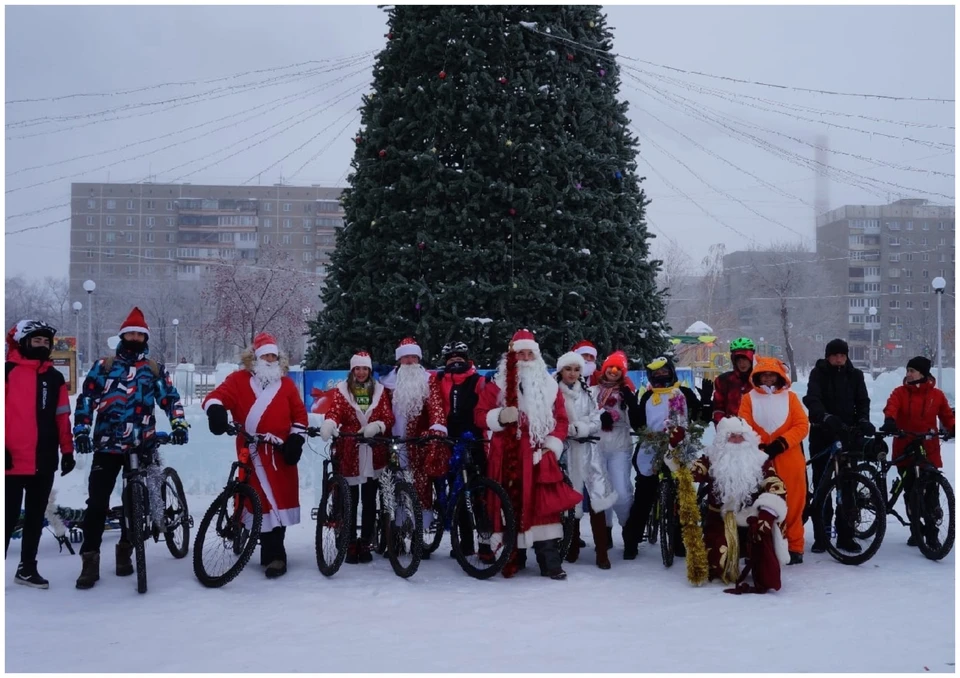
top-left (565, 521), bottom-right (581, 563)
top-left (265, 560), bottom-right (288, 579)
top-left (15, 561), bottom-right (49, 589)
top-left (788, 551), bottom-right (803, 565)
top-left (607, 526), bottom-right (614, 550)
top-left (346, 542), bottom-right (360, 564)
top-left (590, 511), bottom-right (611, 570)
top-left (535, 540), bottom-right (566, 580)
top-left (76, 551), bottom-right (101, 590)
top-left (810, 540), bottom-right (828, 554)
top-left (358, 541), bottom-right (374, 564)
top-left (115, 541), bottom-right (134, 577)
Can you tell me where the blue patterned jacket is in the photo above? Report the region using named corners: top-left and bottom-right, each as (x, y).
top-left (74, 345), bottom-right (184, 453)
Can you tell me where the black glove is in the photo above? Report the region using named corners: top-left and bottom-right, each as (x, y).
top-left (5, 449), bottom-right (12, 471)
top-left (764, 436), bottom-right (788, 458)
top-left (941, 429), bottom-right (955, 441)
top-left (880, 417), bottom-right (898, 434)
top-left (207, 404), bottom-right (229, 436)
top-left (618, 386), bottom-right (636, 409)
top-left (858, 419), bottom-right (876, 436)
top-left (822, 413), bottom-right (843, 434)
top-left (698, 378), bottom-right (714, 404)
top-left (600, 411), bottom-right (614, 432)
top-left (282, 435), bottom-right (304, 466)
top-left (74, 427), bottom-right (93, 455)
top-left (171, 418), bottom-right (189, 445)
top-left (61, 454), bottom-right (76, 477)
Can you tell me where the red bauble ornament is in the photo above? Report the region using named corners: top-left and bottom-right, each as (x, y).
top-left (566, 53), bottom-right (575, 61)
top-left (386, 32), bottom-right (394, 40)
top-left (498, 76), bottom-right (508, 84)
top-left (418, 241), bottom-right (426, 250)
top-left (508, 208), bottom-right (517, 216)
top-left (439, 70), bottom-right (447, 79)
top-left (581, 308), bottom-right (589, 319)
top-left (354, 136), bottom-right (362, 144)
top-left (379, 149), bottom-right (387, 158)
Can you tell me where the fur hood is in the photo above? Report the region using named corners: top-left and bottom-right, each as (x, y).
top-left (240, 347), bottom-right (290, 374)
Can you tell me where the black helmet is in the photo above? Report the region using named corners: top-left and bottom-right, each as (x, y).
top-left (441, 341), bottom-right (469, 361)
top-left (13, 319), bottom-right (56, 361)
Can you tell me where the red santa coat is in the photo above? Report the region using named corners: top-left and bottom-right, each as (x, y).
top-left (474, 379), bottom-right (581, 549)
top-left (203, 370), bottom-right (307, 532)
top-left (324, 381), bottom-right (395, 484)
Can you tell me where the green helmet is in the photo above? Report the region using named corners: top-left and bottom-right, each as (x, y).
top-left (729, 337), bottom-right (756, 352)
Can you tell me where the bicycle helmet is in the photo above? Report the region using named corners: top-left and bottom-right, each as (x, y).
top-left (12, 319), bottom-right (57, 361)
top-left (729, 337), bottom-right (756, 352)
top-left (441, 341), bottom-right (469, 361)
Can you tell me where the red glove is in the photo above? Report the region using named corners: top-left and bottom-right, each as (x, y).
top-left (747, 508), bottom-right (776, 544)
top-left (669, 426), bottom-right (686, 448)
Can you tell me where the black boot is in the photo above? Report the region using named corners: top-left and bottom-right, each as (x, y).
top-left (15, 561), bottom-right (49, 589)
top-left (76, 551), bottom-right (100, 590)
top-left (623, 473), bottom-right (658, 559)
top-left (115, 542), bottom-right (134, 577)
top-left (534, 540), bottom-right (566, 580)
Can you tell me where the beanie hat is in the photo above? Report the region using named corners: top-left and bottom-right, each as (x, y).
top-left (350, 351), bottom-right (373, 370)
top-left (906, 356), bottom-right (932, 378)
top-left (601, 350), bottom-right (628, 375)
top-left (825, 338), bottom-right (849, 358)
top-left (571, 340), bottom-right (597, 360)
top-left (556, 351), bottom-right (585, 373)
top-left (119, 307), bottom-right (149, 338)
top-left (395, 337), bottom-right (422, 361)
top-left (253, 332), bottom-right (279, 359)
top-left (510, 328), bottom-right (540, 356)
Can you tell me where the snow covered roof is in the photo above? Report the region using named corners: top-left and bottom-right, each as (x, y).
top-left (684, 321), bottom-right (714, 335)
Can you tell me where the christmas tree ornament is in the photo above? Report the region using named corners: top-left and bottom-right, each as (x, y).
top-left (379, 149), bottom-right (387, 158)
top-left (589, 20), bottom-right (596, 27)
top-left (415, 303), bottom-right (421, 310)
top-left (498, 76), bottom-right (508, 84)
top-left (505, 140), bottom-right (513, 147)
top-left (431, 147), bottom-right (437, 153)
top-left (386, 32), bottom-right (394, 40)
top-left (418, 242), bottom-right (426, 250)
top-left (614, 170), bottom-right (622, 179)
top-left (575, 182), bottom-right (582, 190)
top-left (566, 53), bottom-right (575, 61)
top-left (509, 208), bottom-right (517, 216)
top-left (598, 68), bottom-right (606, 77)
top-left (355, 136), bottom-right (363, 144)
top-left (371, 220), bottom-right (377, 226)
top-left (513, 283), bottom-right (518, 289)
top-left (439, 70), bottom-right (447, 79)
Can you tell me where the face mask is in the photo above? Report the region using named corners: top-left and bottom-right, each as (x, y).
top-left (21, 345), bottom-right (51, 361)
top-left (121, 339), bottom-right (146, 355)
top-left (446, 359), bottom-right (469, 374)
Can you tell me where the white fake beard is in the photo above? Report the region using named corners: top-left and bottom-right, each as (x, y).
top-left (393, 363), bottom-right (429, 420)
top-left (517, 358), bottom-right (557, 446)
top-left (583, 360), bottom-right (597, 378)
top-left (706, 436), bottom-right (768, 511)
top-left (254, 358), bottom-right (282, 387)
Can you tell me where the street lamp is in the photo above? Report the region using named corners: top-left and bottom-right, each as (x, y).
top-left (932, 276), bottom-right (947, 385)
top-left (172, 318), bottom-right (179, 364)
top-left (72, 301), bottom-right (82, 371)
top-left (82, 280), bottom-right (96, 369)
top-left (759, 337), bottom-right (765, 356)
top-left (868, 306), bottom-right (877, 374)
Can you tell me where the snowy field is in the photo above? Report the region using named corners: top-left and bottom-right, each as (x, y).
top-left (5, 368), bottom-right (955, 672)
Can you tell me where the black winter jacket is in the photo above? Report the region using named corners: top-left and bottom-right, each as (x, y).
top-left (802, 359), bottom-right (870, 452)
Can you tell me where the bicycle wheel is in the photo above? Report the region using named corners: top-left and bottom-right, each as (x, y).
top-left (124, 480), bottom-right (149, 594)
top-left (646, 500), bottom-right (659, 545)
top-left (315, 474), bottom-right (352, 577)
top-left (161, 468), bottom-right (190, 560)
top-left (659, 481), bottom-right (677, 568)
top-left (814, 470), bottom-right (885, 566)
top-left (450, 477), bottom-right (516, 580)
top-left (557, 472), bottom-right (577, 562)
top-left (386, 480), bottom-right (423, 578)
top-left (423, 481), bottom-right (445, 555)
top-left (910, 472), bottom-right (955, 561)
top-left (193, 483), bottom-right (262, 588)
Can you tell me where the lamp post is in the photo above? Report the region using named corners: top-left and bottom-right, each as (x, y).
top-left (868, 306), bottom-right (877, 374)
top-left (82, 280), bottom-right (96, 369)
top-left (932, 276), bottom-right (946, 385)
top-left (759, 336), bottom-right (765, 356)
top-left (172, 318), bottom-right (179, 364)
top-left (72, 301), bottom-right (83, 371)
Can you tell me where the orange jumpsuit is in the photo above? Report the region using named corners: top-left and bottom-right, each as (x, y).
top-left (739, 357), bottom-right (810, 554)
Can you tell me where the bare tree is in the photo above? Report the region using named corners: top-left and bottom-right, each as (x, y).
top-left (654, 239), bottom-right (693, 333)
top-left (5, 276), bottom-right (70, 335)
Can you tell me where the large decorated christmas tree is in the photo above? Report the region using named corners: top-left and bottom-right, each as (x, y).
top-left (307, 6), bottom-right (666, 368)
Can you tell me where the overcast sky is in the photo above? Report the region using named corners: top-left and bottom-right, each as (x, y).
top-left (4, 4), bottom-right (955, 281)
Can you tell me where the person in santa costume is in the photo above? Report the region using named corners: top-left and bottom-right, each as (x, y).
top-left (555, 351), bottom-right (617, 568)
top-left (474, 329), bottom-right (582, 579)
top-left (203, 332), bottom-right (307, 579)
top-left (571, 340), bottom-right (600, 387)
top-left (319, 351), bottom-right (395, 564)
top-left (380, 337), bottom-right (448, 557)
top-left (668, 416), bottom-right (789, 593)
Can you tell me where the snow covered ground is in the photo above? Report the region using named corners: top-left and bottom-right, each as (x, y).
top-left (5, 368), bottom-right (955, 672)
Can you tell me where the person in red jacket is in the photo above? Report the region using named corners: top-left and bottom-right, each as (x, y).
top-left (5, 320), bottom-right (75, 589)
top-left (712, 337), bottom-right (756, 426)
top-left (880, 356), bottom-right (955, 547)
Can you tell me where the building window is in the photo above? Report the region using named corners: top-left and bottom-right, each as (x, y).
top-left (922, 270), bottom-right (929, 278)
top-left (86, 265), bottom-right (96, 275)
top-left (86, 216), bottom-right (94, 226)
top-left (850, 250), bottom-right (864, 260)
top-left (281, 234), bottom-right (291, 245)
top-left (906, 301), bottom-right (914, 310)
top-left (282, 219), bottom-right (292, 228)
top-left (106, 216), bottom-right (115, 226)
top-left (125, 233), bottom-right (134, 243)
top-left (144, 265), bottom-right (153, 276)
top-left (922, 285), bottom-right (930, 293)
top-left (889, 300), bottom-right (900, 310)
top-left (303, 218), bottom-right (313, 230)
top-left (904, 285), bottom-right (912, 294)
top-left (283, 203), bottom-right (292, 212)
top-left (849, 314), bottom-right (864, 324)
top-left (166, 233), bottom-right (175, 243)
top-left (886, 221), bottom-right (901, 231)
top-left (317, 200), bottom-right (339, 213)
top-left (303, 235), bottom-right (312, 245)
top-left (921, 238), bottom-right (928, 245)
top-left (106, 200), bottom-right (116, 210)
top-left (939, 253), bottom-right (947, 263)
top-left (923, 301), bottom-right (931, 310)
top-left (865, 283), bottom-right (880, 292)
top-left (938, 268), bottom-right (946, 276)
top-left (144, 249), bottom-right (154, 258)
top-left (127, 200), bottom-right (135, 210)
top-left (302, 251), bottom-right (312, 262)
top-left (938, 237), bottom-right (946, 246)
top-left (904, 270), bottom-right (913, 278)
top-left (923, 222), bottom-right (930, 231)
top-left (850, 298), bottom-right (866, 308)
top-left (86, 248), bottom-right (95, 258)
top-left (264, 203), bottom-right (273, 212)
top-left (888, 253), bottom-right (900, 262)
top-left (262, 234), bottom-right (271, 244)
top-left (145, 200), bottom-right (155, 209)
top-left (304, 203), bottom-right (313, 214)
top-left (166, 217), bottom-right (175, 227)
top-left (167, 249), bottom-right (174, 259)
top-left (85, 232), bottom-right (95, 243)
top-left (905, 253), bottom-right (913, 262)
top-left (87, 199), bottom-right (97, 209)
top-left (166, 201), bottom-right (174, 210)
top-left (105, 248), bottom-right (115, 258)
top-left (922, 253), bottom-right (930, 262)
top-left (105, 232), bottom-right (116, 242)
top-left (263, 218), bottom-right (272, 228)
top-left (888, 237), bottom-right (900, 247)
top-left (146, 233), bottom-right (155, 243)
top-left (906, 221), bottom-right (914, 230)
top-left (317, 217), bottom-right (343, 227)
top-left (889, 284), bottom-right (900, 294)
top-left (125, 216), bottom-right (133, 227)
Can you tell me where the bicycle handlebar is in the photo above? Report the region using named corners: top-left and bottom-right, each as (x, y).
top-left (225, 422), bottom-right (279, 447)
top-left (877, 429), bottom-right (952, 440)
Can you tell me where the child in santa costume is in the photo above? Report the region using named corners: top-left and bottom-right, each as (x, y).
top-left (671, 416), bottom-right (790, 594)
top-left (203, 332), bottom-right (307, 579)
top-left (320, 351), bottom-right (395, 564)
top-left (380, 337), bottom-right (448, 556)
top-left (738, 356), bottom-right (809, 564)
top-left (555, 351), bottom-right (617, 568)
top-left (475, 329), bottom-right (582, 579)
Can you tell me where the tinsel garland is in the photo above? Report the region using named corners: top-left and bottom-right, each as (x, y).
top-left (673, 461), bottom-right (709, 586)
top-left (502, 344), bottom-right (523, 531)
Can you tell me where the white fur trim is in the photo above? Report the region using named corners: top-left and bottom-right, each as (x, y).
top-left (350, 354), bottom-right (373, 370)
top-left (515, 523), bottom-right (563, 549)
top-left (255, 343), bottom-right (279, 358)
top-left (119, 325), bottom-right (149, 337)
top-left (429, 424), bottom-right (448, 434)
top-left (747, 390), bottom-right (789, 436)
top-left (533, 449), bottom-right (544, 465)
top-left (244, 376), bottom-right (282, 435)
top-left (203, 398), bottom-right (224, 412)
top-left (753, 492), bottom-right (788, 521)
top-left (395, 343), bottom-right (422, 360)
top-left (574, 346), bottom-right (597, 358)
top-left (511, 339), bottom-right (539, 354)
top-left (486, 408), bottom-right (505, 432)
top-left (556, 351), bottom-right (585, 373)
top-left (589, 489), bottom-right (619, 514)
top-left (774, 527), bottom-right (790, 566)
top-left (336, 380), bottom-right (384, 424)
top-left (543, 435), bottom-right (563, 457)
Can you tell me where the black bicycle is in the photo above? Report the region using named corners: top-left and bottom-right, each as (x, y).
top-left (557, 436), bottom-right (597, 561)
top-left (419, 433), bottom-right (517, 579)
top-left (808, 425), bottom-right (886, 566)
top-left (304, 426), bottom-right (353, 577)
top-left (119, 428), bottom-right (190, 594)
top-left (192, 423), bottom-right (268, 588)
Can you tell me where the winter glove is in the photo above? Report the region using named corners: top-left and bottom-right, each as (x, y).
top-left (5, 449), bottom-right (12, 471)
top-left (880, 417), bottom-right (898, 434)
top-left (206, 404), bottom-right (229, 436)
top-left (319, 419), bottom-right (338, 441)
top-left (60, 454), bottom-right (76, 477)
top-left (764, 436), bottom-right (788, 459)
top-left (568, 423), bottom-right (580, 438)
top-left (697, 378), bottom-right (714, 405)
top-left (498, 406), bottom-right (519, 425)
top-left (282, 435), bottom-right (304, 466)
top-left (822, 413), bottom-right (843, 434)
top-left (941, 429), bottom-right (955, 441)
top-left (618, 386), bottom-right (637, 409)
top-left (668, 426), bottom-right (686, 449)
top-left (858, 419), bottom-right (876, 436)
top-left (362, 421), bottom-right (385, 438)
top-left (73, 425), bottom-right (93, 454)
top-left (747, 508), bottom-right (777, 544)
top-left (171, 418), bottom-right (189, 445)
top-left (600, 411), bottom-right (614, 432)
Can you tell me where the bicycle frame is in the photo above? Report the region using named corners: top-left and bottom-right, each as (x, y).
top-left (875, 432), bottom-right (943, 528)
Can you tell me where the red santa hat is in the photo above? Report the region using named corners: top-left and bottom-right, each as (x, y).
top-left (395, 337), bottom-right (422, 361)
top-left (253, 332), bottom-right (279, 359)
top-left (556, 351), bottom-right (585, 372)
top-left (119, 306), bottom-right (149, 338)
top-left (510, 328), bottom-right (540, 356)
top-left (350, 351), bottom-right (373, 370)
top-left (601, 350), bottom-right (628, 374)
top-left (571, 340), bottom-right (597, 360)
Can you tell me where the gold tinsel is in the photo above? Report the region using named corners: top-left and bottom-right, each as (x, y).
top-left (722, 511), bottom-right (741, 585)
top-left (674, 460), bottom-right (709, 587)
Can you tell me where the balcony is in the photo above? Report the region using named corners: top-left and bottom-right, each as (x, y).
top-left (177, 199), bottom-right (259, 214)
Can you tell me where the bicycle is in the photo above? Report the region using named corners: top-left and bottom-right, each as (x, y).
top-left (861, 429), bottom-right (955, 561)
top-left (418, 432), bottom-right (517, 579)
top-left (192, 422), bottom-right (270, 588)
top-left (808, 425), bottom-right (886, 565)
top-left (117, 428), bottom-right (190, 594)
top-left (336, 432), bottom-right (424, 578)
top-left (557, 436), bottom-right (598, 562)
top-left (303, 426), bottom-right (353, 577)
